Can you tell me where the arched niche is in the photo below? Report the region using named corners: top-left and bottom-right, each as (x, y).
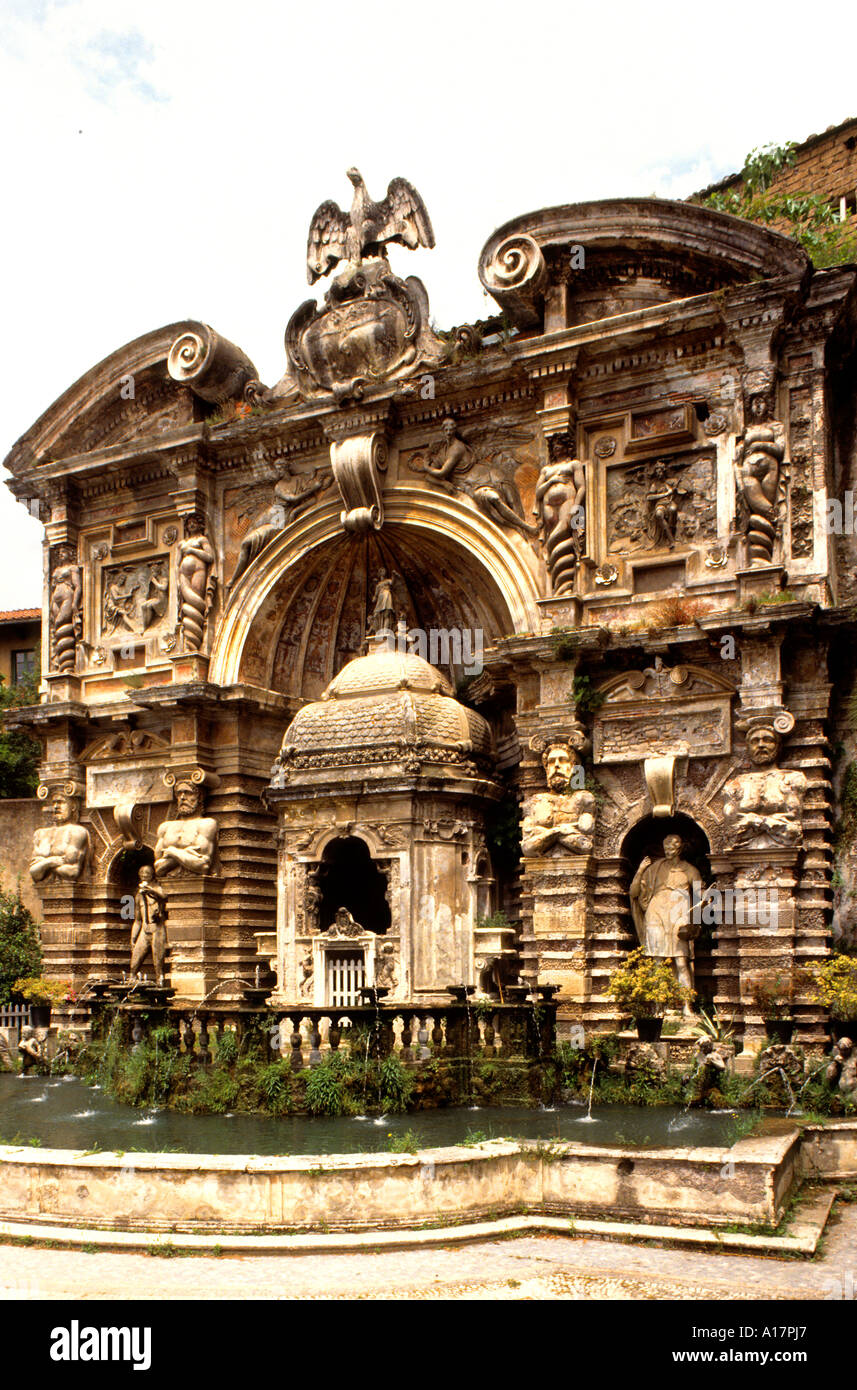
top-left (209, 491), bottom-right (542, 696)
top-left (317, 835), bottom-right (392, 935)
top-left (108, 844), bottom-right (156, 909)
top-left (619, 813), bottom-right (716, 1013)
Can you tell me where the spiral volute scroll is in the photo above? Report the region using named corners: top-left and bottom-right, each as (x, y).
top-left (478, 233), bottom-right (546, 326)
top-left (167, 324), bottom-right (258, 405)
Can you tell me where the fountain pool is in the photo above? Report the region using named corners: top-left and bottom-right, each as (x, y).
top-left (0, 1074), bottom-right (750, 1155)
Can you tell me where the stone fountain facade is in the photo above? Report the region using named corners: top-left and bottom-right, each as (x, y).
top-left (6, 174), bottom-right (857, 1056)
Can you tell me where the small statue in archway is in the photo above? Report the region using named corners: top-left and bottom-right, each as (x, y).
top-left (629, 833), bottom-right (701, 1017)
top-left (368, 572), bottom-right (397, 635)
top-left (129, 865), bottom-right (168, 983)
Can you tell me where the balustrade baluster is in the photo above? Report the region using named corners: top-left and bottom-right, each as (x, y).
top-left (197, 1015), bottom-right (211, 1066)
top-left (288, 1015), bottom-right (304, 1071)
top-left (431, 1015), bottom-right (444, 1054)
top-left (399, 1012), bottom-right (413, 1063)
top-left (308, 1014), bottom-right (322, 1066)
top-left (417, 1014), bottom-right (430, 1061)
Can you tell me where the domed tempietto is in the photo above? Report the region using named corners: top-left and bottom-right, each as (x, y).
top-left (265, 636), bottom-right (510, 1008)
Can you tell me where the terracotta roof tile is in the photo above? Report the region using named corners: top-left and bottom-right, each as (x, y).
top-left (0, 609), bottom-right (41, 623)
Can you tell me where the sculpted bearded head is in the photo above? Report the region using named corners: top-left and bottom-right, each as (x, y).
top-left (174, 780), bottom-right (204, 818)
top-left (746, 725), bottom-right (780, 767)
top-left (543, 743), bottom-right (576, 792)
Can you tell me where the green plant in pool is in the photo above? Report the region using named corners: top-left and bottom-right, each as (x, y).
top-left (387, 1128), bottom-right (420, 1153)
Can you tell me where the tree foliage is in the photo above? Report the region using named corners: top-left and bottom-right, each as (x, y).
top-left (704, 142), bottom-right (857, 268)
top-left (0, 669), bottom-right (41, 798)
top-left (0, 881), bottom-right (42, 1004)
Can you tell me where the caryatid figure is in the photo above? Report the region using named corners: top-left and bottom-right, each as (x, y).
top-left (176, 514), bottom-right (216, 652)
top-left (521, 733), bottom-right (596, 857)
top-left (722, 713), bottom-right (806, 849)
top-left (49, 544), bottom-right (82, 673)
top-left (29, 785), bottom-right (90, 884)
top-left (534, 446), bottom-right (586, 597)
top-left (735, 391), bottom-right (786, 565)
top-left (129, 865), bottom-right (168, 983)
top-left (629, 834), bottom-right (702, 1017)
top-left (154, 773), bottom-right (219, 877)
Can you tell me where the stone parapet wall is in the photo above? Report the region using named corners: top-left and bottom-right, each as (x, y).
top-left (0, 1129), bottom-right (799, 1234)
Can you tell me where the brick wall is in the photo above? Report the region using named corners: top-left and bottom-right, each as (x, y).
top-left (697, 117), bottom-right (857, 214)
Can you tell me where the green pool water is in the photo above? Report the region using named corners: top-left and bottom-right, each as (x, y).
top-left (0, 1074), bottom-right (752, 1155)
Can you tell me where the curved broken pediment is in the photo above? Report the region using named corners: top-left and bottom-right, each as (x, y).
top-left (3, 321), bottom-right (204, 473)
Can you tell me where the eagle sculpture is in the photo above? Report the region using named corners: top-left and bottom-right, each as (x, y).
top-left (306, 168), bottom-right (435, 285)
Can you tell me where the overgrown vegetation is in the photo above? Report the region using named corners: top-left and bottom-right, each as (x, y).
top-left (0, 669), bottom-right (41, 798)
top-left (570, 674), bottom-right (605, 720)
top-left (0, 883), bottom-right (42, 1005)
top-left (702, 142), bottom-right (857, 268)
top-left (644, 596), bottom-right (709, 630)
top-left (71, 1012), bottom-right (549, 1117)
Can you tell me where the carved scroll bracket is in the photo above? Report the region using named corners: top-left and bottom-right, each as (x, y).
top-left (328, 430), bottom-right (388, 533)
top-left (644, 754), bottom-right (677, 817)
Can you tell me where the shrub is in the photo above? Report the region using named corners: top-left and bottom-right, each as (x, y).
top-left (379, 1054), bottom-right (414, 1113)
top-left (808, 954), bottom-right (857, 1021)
top-left (607, 948), bottom-right (693, 1017)
top-left (304, 1056), bottom-right (352, 1116)
top-left (258, 1060), bottom-right (293, 1115)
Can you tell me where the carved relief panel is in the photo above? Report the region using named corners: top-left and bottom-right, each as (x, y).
top-left (581, 406), bottom-right (728, 594)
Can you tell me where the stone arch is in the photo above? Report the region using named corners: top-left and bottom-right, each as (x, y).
top-left (316, 834), bottom-right (391, 934)
top-left (209, 489), bottom-right (543, 694)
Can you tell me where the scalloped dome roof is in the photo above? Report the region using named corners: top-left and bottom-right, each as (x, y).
top-left (322, 649), bottom-right (454, 700)
top-left (278, 643), bottom-right (493, 774)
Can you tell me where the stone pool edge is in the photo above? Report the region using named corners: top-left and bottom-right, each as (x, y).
top-left (0, 1129), bottom-right (811, 1235)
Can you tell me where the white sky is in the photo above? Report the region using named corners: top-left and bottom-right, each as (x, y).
top-left (1, 0), bottom-right (855, 608)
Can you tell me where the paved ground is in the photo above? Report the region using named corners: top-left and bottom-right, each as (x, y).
top-left (2, 1203), bottom-right (856, 1301)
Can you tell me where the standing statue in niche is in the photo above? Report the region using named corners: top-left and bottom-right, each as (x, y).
top-left (722, 714), bottom-right (806, 849)
top-left (629, 834), bottom-right (701, 1017)
top-left (534, 444), bottom-right (586, 597)
top-left (368, 572), bottom-right (397, 636)
top-left (154, 776), bottom-right (218, 876)
top-left (521, 734), bottom-right (596, 857)
top-left (176, 514), bottom-right (216, 652)
top-left (29, 787), bottom-right (90, 884)
top-left (735, 392), bottom-right (786, 565)
top-left (49, 544), bottom-right (82, 673)
top-left (129, 865), bottom-right (168, 983)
